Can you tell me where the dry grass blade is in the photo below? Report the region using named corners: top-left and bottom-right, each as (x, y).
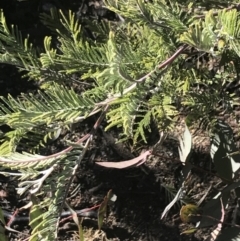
top-left (178, 123), bottom-right (192, 164)
top-left (95, 150), bottom-right (152, 169)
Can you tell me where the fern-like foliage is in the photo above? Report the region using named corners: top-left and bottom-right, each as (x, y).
top-left (0, 83), bottom-right (98, 153)
top-left (0, 147), bottom-right (82, 240)
top-left (0, 0), bottom-right (240, 240)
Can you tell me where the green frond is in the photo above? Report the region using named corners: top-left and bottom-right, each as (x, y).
top-left (218, 9), bottom-right (240, 39)
top-left (0, 83), bottom-right (95, 129)
top-left (104, 0), bottom-right (190, 34)
top-left (106, 90), bottom-right (177, 143)
top-left (40, 9), bottom-right (80, 39)
top-left (0, 150), bottom-right (60, 169)
top-left (180, 21), bottom-right (217, 53)
top-left (230, 39), bottom-right (240, 57)
top-left (0, 145), bottom-right (82, 240)
top-left (0, 9), bottom-right (40, 68)
top-left (1, 1), bottom-right (240, 239)
top-left (84, 19), bottom-right (112, 43)
top-left (133, 110), bottom-right (152, 143)
top-left (0, 83), bottom-right (98, 151)
top-left (150, 96), bottom-right (177, 124)
top-left (58, 38), bottom-right (110, 72)
top-left (180, 8), bottom-right (240, 57)
top-left (106, 95), bottom-right (143, 137)
top-left (182, 91), bottom-right (219, 110)
top-left (0, 128), bottom-right (30, 154)
top-left (28, 157), bottom-right (76, 240)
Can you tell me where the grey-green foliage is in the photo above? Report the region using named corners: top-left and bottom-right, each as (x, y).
top-left (1, 2), bottom-right (239, 148)
top-left (0, 0), bottom-right (240, 240)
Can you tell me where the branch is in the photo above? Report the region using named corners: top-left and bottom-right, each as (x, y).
top-left (96, 44), bottom-right (188, 106)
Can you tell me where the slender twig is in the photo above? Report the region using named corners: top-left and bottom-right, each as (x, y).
top-left (59, 204), bottom-right (100, 224)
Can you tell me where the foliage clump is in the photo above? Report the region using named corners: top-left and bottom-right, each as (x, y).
top-left (0, 0), bottom-right (240, 240)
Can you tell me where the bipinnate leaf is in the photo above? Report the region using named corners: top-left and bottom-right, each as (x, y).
top-left (29, 195), bottom-right (44, 241)
top-left (96, 150), bottom-right (151, 169)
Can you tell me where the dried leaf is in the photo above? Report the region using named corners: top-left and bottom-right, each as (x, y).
top-left (181, 228), bottom-right (197, 235)
top-left (161, 187), bottom-right (185, 219)
top-left (96, 150), bottom-right (151, 169)
top-left (98, 190), bottom-right (114, 230)
top-left (0, 190), bottom-right (7, 198)
top-left (65, 202), bottom-right (80, 227)
top-left (161, 129), bottom-right (193, 220)
top-left (178, 123), bottom-right (192, 164)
